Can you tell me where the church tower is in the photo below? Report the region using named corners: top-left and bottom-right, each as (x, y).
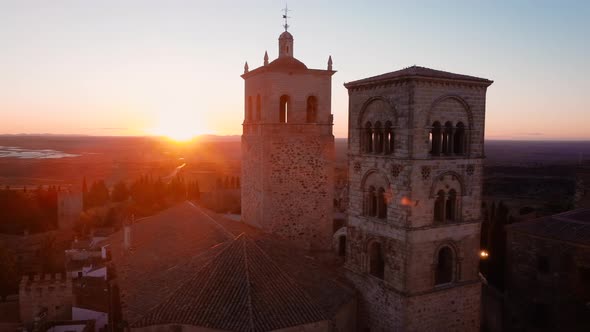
top-left (241, 26), bottom-right (336, 251)
top-left (343, 66), bottom-right (492, 330)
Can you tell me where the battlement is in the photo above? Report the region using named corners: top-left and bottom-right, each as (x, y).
top-left (19, 273), bottom-right (73, 326)
top-left (20, 273), bottom-right (72, 293)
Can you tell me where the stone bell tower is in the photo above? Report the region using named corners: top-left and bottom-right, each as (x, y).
top-left (343, 66), bottom-right (493, 331)
top-left (240, 26), bottom-right (336, 251)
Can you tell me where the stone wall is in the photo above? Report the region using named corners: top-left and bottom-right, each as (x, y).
top-left (19, 273), bottom-right (73, 327)
top-left (344, 73), bottom-right (491, 331)
top-left (505, 230), bottom-right (590, 331)
top-left (405, 282), bottom-right (481, 332)
top-left (57, 191), bottom-right (82, 230)
top-left (241, 65), bottom-right (335, 251)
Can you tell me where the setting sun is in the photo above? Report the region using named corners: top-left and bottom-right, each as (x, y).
top-left (149, 113), bottom-right (210, 141)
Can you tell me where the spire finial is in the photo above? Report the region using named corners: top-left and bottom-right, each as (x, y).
top-left (264, 51), bottom-right (269, 66)
top-left (244, 61), bottom-right (249, 74)
top-left (282, 4), bottom-right (291, 31)
top-left (328, 55), bottom-right (333, 71)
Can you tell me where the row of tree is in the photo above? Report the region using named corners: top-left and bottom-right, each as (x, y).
top-left (0, 186), bottom-right (58, 234)
top-left (76, 175), bottom-right (201, 234)
top-left (83, 176), bottom-right (201, 211)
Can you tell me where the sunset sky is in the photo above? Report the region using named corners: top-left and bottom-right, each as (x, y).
top-left (1, 1), bottom-right (588, 140)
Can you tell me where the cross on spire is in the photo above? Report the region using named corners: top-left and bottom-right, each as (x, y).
top-left (282, 4), bottom-right (291, 31)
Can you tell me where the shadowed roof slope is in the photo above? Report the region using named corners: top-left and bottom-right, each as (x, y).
top-left (507, 208), bottom-right (590, 245)
top-left (101, 202), bottom-right (354, 329)
top-left (134, 234), bottom-right (328, 331)
top-left (99, 202), bottom-right (232, 324)
top-left (344, 65), bottom-right (492, 87)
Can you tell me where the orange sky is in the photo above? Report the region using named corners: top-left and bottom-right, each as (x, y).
top-left (1, 1), bottom-right (589, 140)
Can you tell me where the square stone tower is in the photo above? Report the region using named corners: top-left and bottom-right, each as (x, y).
top-left (343, 66), bottom-right (492, 331)
top-left (241, 30), bottom-right (335, 251)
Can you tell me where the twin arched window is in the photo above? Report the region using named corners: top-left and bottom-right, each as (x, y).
top-left (430, 121), bottom-right (466, 156)
top-left (369, 241), bottom-right (385, 279)
top-left (434, 189), bottom-right (459, 223)
top-left (362, 121), bottom-right (394, 155)
top-left (364, 186), bottom-right (387, 219)
top-left (278, 95), bottom-right (318, 123)
top-left (435, 246), bottom-right (455, 285)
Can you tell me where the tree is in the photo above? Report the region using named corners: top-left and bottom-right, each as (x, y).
top-left (112, 181), bottom-right (129, 202)
top-left (87, 180), bottom-right (110, 208)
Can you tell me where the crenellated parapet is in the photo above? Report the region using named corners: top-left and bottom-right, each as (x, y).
top-left (19, 273), bottom-right (73, 327)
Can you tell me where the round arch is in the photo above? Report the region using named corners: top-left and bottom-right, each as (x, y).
top-left (357, 96), bottom-right (398, 128)
top-left (426, 95), bottom-right (473, 128)
top-left (429, 171), bottom-right (466, 197)
top-left (360, 169), bottom-right (391, 191)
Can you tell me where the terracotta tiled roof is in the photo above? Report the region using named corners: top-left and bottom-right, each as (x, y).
top-left (507, 208), bottom-right (590, 245)
top-left (99, 202), bottom-right (233, 324)
top-left (134, 234), bottom-right (328, 331)
top-left (104, 202), bottom-right (354, 329)
top-left (344, 65), bottom-right (492, 87)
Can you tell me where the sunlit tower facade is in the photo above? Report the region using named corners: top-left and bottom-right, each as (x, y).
top-left (240, 23), bottom-right (336, 251)
top-left (344, 66), bottom-right (493, 330)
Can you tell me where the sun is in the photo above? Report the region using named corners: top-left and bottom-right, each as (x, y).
top-left (149, 114), bottom-right (209, 142)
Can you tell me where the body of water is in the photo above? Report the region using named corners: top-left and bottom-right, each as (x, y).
top-left (0, 146), bottom-right (79, 159)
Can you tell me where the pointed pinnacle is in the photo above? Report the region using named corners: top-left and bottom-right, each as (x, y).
top-left (244, 61), bottom-right (249, 74)
top-left (264, 51), bottom-right (269, 66)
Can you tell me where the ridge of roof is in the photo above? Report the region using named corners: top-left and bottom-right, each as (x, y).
top-left (344, 65), bottom-right (492, 87)
top-left (133, 233), bottom-right (328, 331)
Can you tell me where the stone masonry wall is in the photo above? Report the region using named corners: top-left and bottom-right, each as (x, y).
top-left (242, 65), bottom-right (335, 251)
top-left (345, 75), bottom-right (490, 331)
top-left (19, 273), bottom-right (73, 326)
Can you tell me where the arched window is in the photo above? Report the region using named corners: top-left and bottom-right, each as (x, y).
top-left (256, 94), bottom-right (261, 121)
top-left (446, 189), bottom-right (457, 221)
top-left (443, 121), bottom-right (453, 155)
top-left (435, 247), bottom-right (454, 285)
top-left (365, 122), bottom-right (373, 153)
top-left (430, 122), bottom-right (442, 155)
top-left (384, 121), bottom-right (393, 154)
top-left (247, 96), bottom-right (253, 122)
top-left (374, 122), bottom-right (383, 154)
top-left (369, 241), bottom-right (385, 279)
top-left (377, 187), bottom-right (387, 219)
top-left (363, 186), bottom-right (378, 217)
top-left (454, 122), bottom-right (465, 154)
top-left (338, 236), bottom-right (346, 257)
top-left (434, 190), bottom-right (445, 223)
top-left (306, 96), bottom-right (317, 123)
top-left (279, 95), bottom-right (290, 123)
top-left (369, 186), bottom-right (377, 217)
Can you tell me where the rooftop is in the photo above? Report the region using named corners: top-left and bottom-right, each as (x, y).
top-left (344, 65), bottom-right (493, 88)
top-left (101, 202), bottom-right (353, 329)
top-left (135, 234), bottom-right (328, 331)
top-left (507, 208), bottom-right (590, 245)
top-left (73, 277), bottom-right (109, 313)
